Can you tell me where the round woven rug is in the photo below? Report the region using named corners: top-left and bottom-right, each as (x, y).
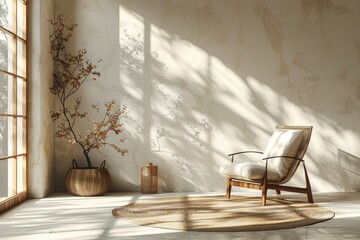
top-left (112, 195), bottom-right (335, 232)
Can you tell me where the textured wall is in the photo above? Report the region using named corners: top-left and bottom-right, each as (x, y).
top-left (28, 0), bottom-right (55, 198)
top-left (54, 0), bottom-right (360, 193)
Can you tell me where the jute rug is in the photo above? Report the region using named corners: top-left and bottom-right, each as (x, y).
top-left (112, 195), bottom-right (335, 232)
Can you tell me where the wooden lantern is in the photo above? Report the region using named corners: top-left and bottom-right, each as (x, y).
top-left (141, 163), bottom-right (158, 194)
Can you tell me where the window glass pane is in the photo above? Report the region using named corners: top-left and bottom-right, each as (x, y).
top-left (0, 0), bottom-right (15, 32)
top-left (0, 72), bottom-right (15, 114)
top-left (17, 0), bottom-right (25, 39)
top-left (0, 159), bottom-right (10, 199)
top-left (0, 30), bottom-right (8, 72)
top-left (17, 39), bottom-right (25, 77)
top-left (0, 116), bottom-right (15, 157)
top-left (0, 29), bottom-right (15, 74)
top-left (8, 157), bottom-right (15, 195)
top-left (16, 155), bottom-right (25, 192)
top-left (0, 116), bottom-right (8, 157)
top-left (16, 78), bottom-right (25, 115)
top-left (0, 72), bottom-right (8, 114)
top-left (0, 157), bottom-right (16, 198)
top-left (16, 117), bottom-right (25, 154)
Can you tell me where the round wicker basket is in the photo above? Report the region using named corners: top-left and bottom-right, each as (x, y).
top-left (65, 160), bottom-right (111, 196)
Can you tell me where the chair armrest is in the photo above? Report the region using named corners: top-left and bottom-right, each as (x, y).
top-left (228, 151), bottom-right (263, 156)
top-left (261, 155), bottom-right (305, 162)
top-left (228, 151), bottom-right (263, 163)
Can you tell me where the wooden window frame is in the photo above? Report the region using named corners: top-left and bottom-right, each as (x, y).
top-left (0, 0), bottom-right (27, 214)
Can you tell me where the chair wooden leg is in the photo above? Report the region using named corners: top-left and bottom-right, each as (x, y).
top-left (307, 188), bottom-right (314, 203)
top-left (262, 160), bottom-right (269, 206)
top-left (226, 178), bottom-right (232, 199)
top-left (303, 162), bottom-right (314, 203)
top-left (261, 187), bottom-right (267, 206)
top-left (276, 190), bottom-right (281, 195)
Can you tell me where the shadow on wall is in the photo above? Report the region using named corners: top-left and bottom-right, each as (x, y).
top-left (55, 0), bottom-right (360, 192)
top-left (118, 22), bottom-right (218, 192)
top-left (338, 150), bottom-right (360, 191)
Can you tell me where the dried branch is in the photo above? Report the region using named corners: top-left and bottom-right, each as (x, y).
top-left (49, 14), bottom-right (128, 168)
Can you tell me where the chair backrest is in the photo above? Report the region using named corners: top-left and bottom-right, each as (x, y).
top-left (275, 125), bottom-right (313, 184)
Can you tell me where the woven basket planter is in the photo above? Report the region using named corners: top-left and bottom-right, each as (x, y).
top-left (65, 160), bottom-right (111, 196)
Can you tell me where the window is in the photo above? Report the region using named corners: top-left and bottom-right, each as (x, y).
top-left (0, 0), bottom-right (27, 213)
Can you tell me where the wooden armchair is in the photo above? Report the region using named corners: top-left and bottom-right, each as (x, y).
top-left (220, 125), bottom-right (313, 206)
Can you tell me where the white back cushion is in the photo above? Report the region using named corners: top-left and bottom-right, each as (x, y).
top-left (261, 129), bottom-right (303, 179)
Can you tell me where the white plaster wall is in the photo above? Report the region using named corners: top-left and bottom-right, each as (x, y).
top-left (54, 0), bottom-right (360, 193)
top-left (28, 0), bottom-right (55, 198)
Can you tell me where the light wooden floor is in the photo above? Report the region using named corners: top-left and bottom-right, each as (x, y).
top-left (0, 192), bottom-right (360, 240)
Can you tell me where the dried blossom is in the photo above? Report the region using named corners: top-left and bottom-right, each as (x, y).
top-left (49, 15), bottom-right (128, 168)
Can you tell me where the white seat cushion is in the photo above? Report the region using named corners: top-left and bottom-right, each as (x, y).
top-left (261, 129), bottom-right (303, 179)
top-left (220, 162), bottom-right (281, 182)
